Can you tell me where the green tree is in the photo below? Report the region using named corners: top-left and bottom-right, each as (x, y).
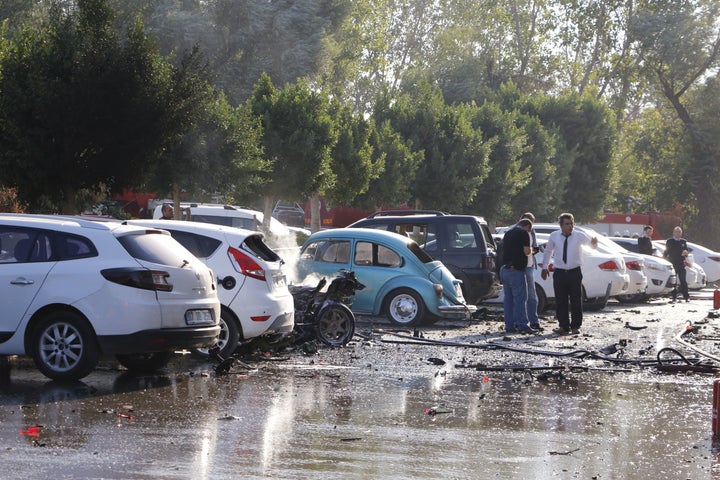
top-left (249, 74), bottom-right (337, 232)
top-left (527, 91), bottom-right (617, 222)
top-left (374, 79), bottom-right (491, 212)
top-left (325, 102), bottom-right (383, 207)
top-left (0, 0), bottom-right (206, 213)
top-left (630, 0), bottom-right (720, 246)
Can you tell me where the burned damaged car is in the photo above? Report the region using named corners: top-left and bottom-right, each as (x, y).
top-left (295, 228), bottom-right (477, 326)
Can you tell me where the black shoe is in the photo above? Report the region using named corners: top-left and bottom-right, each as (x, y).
top-left (505, 328), bottom-right (517, 334)
top-left (517, 327), bottom-right (536, 334)
top-left (529, 324), bottom-right (543, 331)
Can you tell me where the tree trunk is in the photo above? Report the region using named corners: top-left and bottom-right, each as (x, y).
top-left (61, 188), bottom-right (77, 215)
top-left (172, 185), bottom-right (182, 220)
top-left (310, 193), bottom-right (321, 232)
top-left (262, 196), bottom-right (274, 233)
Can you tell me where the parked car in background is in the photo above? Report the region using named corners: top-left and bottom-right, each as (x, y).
top-left (128, 220), bottom-right (295, 358)
top-left (152, 203), bottom-right (300, 251)
top-left (348, 210), bottom-right (500, 304)
top-left (295, 228), bottom-right (477, 326)
top-left (686, 242), bottom-right (720, 284)
top-left (609, 237), bottom-right (677, 299)
top-left (272, 201), bottom-right (306, 228)
top-left (0, 214), bottom-right (220, 380)
top-left (653, 241), bottom-right (707, 290)
top-left (488, 232), bottom-right (630, 312)
top-left (591, 235), bottom-right (647, 303)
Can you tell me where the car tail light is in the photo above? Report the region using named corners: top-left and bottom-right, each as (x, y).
top-left (251, 315), bottom-right (271, 322)
top-left (101, 268), bottom-right (172, 291)
top-left (227, 246), bottom-right (265, 281)
top-left (598, 260), bottom-right (620, 271)
top-left (626, 260), bottom-right (643, 271)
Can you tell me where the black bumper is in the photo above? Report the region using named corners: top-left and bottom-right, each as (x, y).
top-left (97, 325), bottom-right (221, 354)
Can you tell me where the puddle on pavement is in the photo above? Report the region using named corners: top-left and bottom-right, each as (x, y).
top-left (0, 359), bottom-right (716, 479)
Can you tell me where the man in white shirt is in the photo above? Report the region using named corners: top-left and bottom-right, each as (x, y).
top-left (541, 213), bottom-right (598, 335)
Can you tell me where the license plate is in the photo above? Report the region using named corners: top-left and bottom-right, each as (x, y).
top-left (273, 274), bottom-right (286, 289)
top-left (185, 309), bottom-right (214, 325)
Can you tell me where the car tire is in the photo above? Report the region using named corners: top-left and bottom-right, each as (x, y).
top-left (316, 304), bottom-right (355, 347)
top-left (616, 292), bottom-right (646, 304)
top-left (384, 288), bottom-right (425, 326)
top-left (191, 307), bottom-right (241, 359)
top-left (535, 284), bottom-right (547, 313)
top-left (115, 351), bottom-right (174, 372)
top-left (32, 311), bottom-right (99, 381)
top-left (583, 286), bottom-right (609, 311)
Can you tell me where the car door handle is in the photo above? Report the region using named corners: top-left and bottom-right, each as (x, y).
top-left (11, 277), bottom-right (34, 285)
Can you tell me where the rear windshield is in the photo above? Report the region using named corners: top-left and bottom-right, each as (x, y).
top-left (408, 242), bottom-right (434, 263)
top-left (243, 235), bottom-right (281, 262)
top-left (118, 231), bottom-right (195, 266)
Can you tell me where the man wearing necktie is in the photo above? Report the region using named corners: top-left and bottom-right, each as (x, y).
top-left (541, 213), bottom-right (598, 335)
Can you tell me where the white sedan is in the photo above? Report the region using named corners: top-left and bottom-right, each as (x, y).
top-left (609, 237), bottom-right (677, 298)
top-left (652, 241), bottom-right (707, 290)
top-left (488, 232), bottom-right (630, 312)
top-left (686, 242), bottom-right (720, 284)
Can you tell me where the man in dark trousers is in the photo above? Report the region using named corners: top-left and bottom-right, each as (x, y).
top-left (500, 218), bottom-right (534, 334)
top-left (541, 213), bottom-right (598, 335)
top-left (638, 225), bottom-right (654, 255)
top-left (664, 226), bottom-right (690, 303)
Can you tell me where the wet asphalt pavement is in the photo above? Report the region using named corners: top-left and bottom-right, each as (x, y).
top-left (2, 288), bottom-right (720, 479)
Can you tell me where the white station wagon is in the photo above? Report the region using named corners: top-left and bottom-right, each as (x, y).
top-left (0, 214), bottom-right (220, 380)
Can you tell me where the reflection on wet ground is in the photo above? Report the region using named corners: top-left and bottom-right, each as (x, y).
top-left (0, 352), bottom-right (715, 479)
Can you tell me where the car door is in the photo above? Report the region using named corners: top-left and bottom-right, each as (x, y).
top-left (350, 240), bottom-right (405, 314)
top-left (0, 227), bottom-right (55, 338)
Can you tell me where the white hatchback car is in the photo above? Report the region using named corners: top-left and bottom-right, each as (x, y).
top-left (152, 202), bottom-right (300, 252)
top-left (128, 220), bottom-right (295, 358)
top-left (0, 215), bottom-right (220, 380)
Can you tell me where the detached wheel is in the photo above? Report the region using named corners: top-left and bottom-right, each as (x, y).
top-left (116, 351), bottom-right (174, 372)
top-left (192, 307), bottom-right (241, 359)
top-left (32, 312), bottom-right (99, 381)
top-left (384, 288), bottom-right (425, 326)
top-left (316, 304), bottom-right (355, 347)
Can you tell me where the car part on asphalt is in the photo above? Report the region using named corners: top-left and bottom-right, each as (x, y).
top-left (289, 270), bottom-right (364, 347)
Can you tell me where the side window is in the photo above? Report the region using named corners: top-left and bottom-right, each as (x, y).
top-left (447, 221), bottom-right (477, 250)
top-left (354, 241), bottom-right (401, 268)
top-left (191, 214), bottom-right (232, 227)
top-left (57, 233), bottom-right (97, 260)
top-left (395, 223), bottom-right (436, 251)
top-left (0, 227), bottom-right (53, 263)
top-left (319, 240), bottom-right (351, 264)
top-left (301, 240), bottom-right (351, 264)
top-left (165, 230), bottom-right (222, 258)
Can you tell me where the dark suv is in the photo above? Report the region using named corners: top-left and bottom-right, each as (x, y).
top-left (348, 210), bottom-right (500, 304)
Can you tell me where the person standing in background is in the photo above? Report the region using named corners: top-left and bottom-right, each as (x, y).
top-left (517, 212), bottom-right (542, 331)
top-left (541, 213), bottom-right (598, 335)
top-left (664, 226), bottom-right (690, 303)
top-left (638, 225), bottom-right (654, 255)
top-left (500, 219), bottom-right (535, 334)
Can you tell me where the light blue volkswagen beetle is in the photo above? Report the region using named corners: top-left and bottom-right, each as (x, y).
top-left (295, 228), bottom-right (477, 326)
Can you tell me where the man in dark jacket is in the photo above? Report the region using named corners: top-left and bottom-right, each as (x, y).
top-left (664, 226), bottom-right (690, 302)
top-left (638, 225), bottom-right (654, 255)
